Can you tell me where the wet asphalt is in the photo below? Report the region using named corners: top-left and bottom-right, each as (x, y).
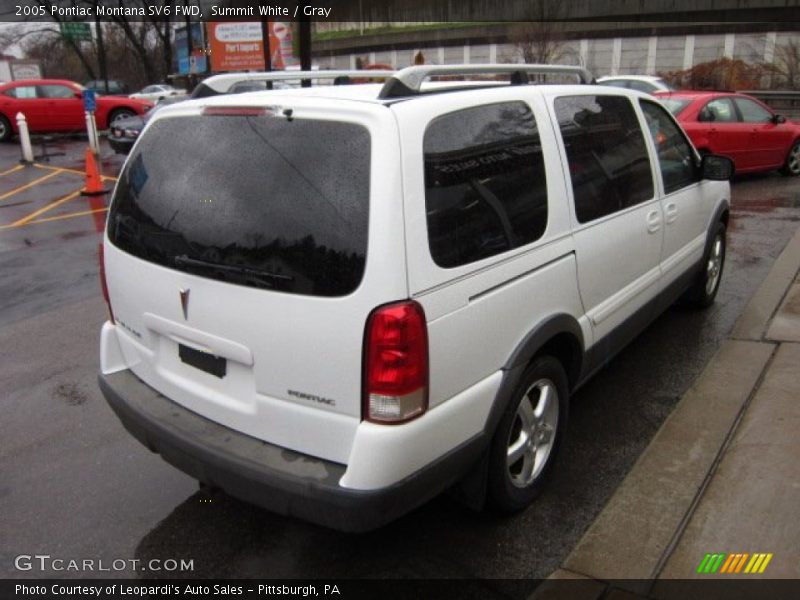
top-left (0, 136), bottom-right (798, 595)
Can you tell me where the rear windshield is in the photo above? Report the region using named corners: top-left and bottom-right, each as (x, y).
top-left (108, 113), bottom-right (370, 297)
top-left (659, 97), bottom-right (691, 116)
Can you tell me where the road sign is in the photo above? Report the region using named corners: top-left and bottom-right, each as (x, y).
top-left (61, 23), bottom-right (92, 42)
top-left (82, 89), bottom-right (96, 113)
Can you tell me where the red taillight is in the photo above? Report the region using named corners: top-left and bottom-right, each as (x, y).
top-left (363, 301), bottom-right (428, 424)
top-left (98, 243), bottom-right (114, 322)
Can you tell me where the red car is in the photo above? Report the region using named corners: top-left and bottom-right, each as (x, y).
top-left (0, 79), bottom-right (153, 142)
top-left (654, 90), bottom-right (800, 176)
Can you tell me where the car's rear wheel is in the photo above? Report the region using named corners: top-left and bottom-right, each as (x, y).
top-left (687, 221), bottom-right (726, 308)
top-left (487, 356), bottom-right (568, 513)
top-left (781, 140), bottom-right (800, 176)
top-left (108, 108), bottom-right (136, 128)
top-left (0, 114), bottom-right (13, 143)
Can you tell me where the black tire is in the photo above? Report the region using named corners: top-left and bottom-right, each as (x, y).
top-left (781, 139), bottom-right (800, 177)
top-left (487, 356), bottom-right (569, 513)
top-left (0, 114), bottom-right (13, 143)
top-left (687, 221), bottom-right (726, 308)
top-left (108, 108), bottom-right (136, 128)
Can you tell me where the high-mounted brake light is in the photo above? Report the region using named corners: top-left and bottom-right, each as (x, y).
top-left (202, 106), bottom-right (270, 117)
top-left (98, 243), bottom-right (114, 323)
top-left (363, 301), bottom-right (428, 424)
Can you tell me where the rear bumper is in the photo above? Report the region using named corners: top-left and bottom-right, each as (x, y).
top-left (99, 369), bottom-right (485, 532)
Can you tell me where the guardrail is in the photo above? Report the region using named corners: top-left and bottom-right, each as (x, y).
top-left (741, 90), bottom-right (800, 121)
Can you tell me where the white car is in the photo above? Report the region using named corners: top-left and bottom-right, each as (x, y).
top-left (129, 84), bottom-right (186, 103)
top-left (99, 64), bottom-right (732, 531)
top-left (597, 75), bottom-right (675, 94)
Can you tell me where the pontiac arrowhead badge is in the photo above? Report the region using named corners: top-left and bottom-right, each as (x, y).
top-left (179, 288), bottom-right (190, 320)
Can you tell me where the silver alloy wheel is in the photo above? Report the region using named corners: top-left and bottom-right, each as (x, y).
top-left (110, 110), bottom-right (135, 125)
top-left (705, 234), bottom-right (724, 296)
top-left (0, 119), bottom-right (7, 139)
top-left (506, 378), bottom-right (559, 488)
top-left (788, 143), bottom-right (800, 175)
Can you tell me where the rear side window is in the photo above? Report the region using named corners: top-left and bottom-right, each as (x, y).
top-left (660, 98), bottom-right (691, 116)
top-left (700, 98), bottom-right (736, 123)
top-left (6, 86), bottom-right (36, 99)
top-left (555, 95), bottom-right (654, 224)
top-left (108, 114), bottom-right (370, 297)
top-left (423, 102), bottom-right (548, 269)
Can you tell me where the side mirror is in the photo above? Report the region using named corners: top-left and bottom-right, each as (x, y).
top-left (772, 114), bottom-right (786, 125)
top-left (701, 154), bottom-right (734, 181)
top-left (74, 92), bottom-right (82, 99)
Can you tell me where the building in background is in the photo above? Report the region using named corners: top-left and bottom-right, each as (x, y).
top-left (313, 23), bottom-right (800, 86)
top-left (0, 55), bottom-right (42, 82)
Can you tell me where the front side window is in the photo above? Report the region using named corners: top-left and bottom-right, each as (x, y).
top-left (555, 95), bottom-right (654, 223)
top-left (734, 97), bottom-right (773, 123)
top-left (423, 102), bottom-right (548, 269)
top-left (641, 100), bottom-right (701, 194)
top-left (38, 85), bottom-right (76, 99)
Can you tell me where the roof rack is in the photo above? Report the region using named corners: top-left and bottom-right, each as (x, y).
top-left (201, 69), bottom-right (395, 93)
top-left (378, 64), bottom-right (594, 99)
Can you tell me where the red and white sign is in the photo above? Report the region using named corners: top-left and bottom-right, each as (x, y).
top-left (208, 22), bottom-right (264, 72)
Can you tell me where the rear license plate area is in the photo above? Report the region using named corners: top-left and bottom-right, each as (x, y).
top-left (179, 344), bottom-right (226, 378)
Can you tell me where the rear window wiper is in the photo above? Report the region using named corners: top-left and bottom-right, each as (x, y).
top-left (173, 254), bottom-right (294, 284)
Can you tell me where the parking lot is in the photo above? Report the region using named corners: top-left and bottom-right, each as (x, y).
top-left (1, 135), bottom-right (799, 593)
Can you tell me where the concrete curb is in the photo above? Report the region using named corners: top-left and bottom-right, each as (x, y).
top-left (732, 226), bottom-right (800, 342)
top-left (546, 225), bottom-right (800, 596)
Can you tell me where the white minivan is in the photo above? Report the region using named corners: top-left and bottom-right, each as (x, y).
top-left (99, 65), bottom-right (732, 531)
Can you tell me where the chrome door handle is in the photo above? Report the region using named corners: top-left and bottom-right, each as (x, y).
top-left (646, 209), bottom-right (662, 233)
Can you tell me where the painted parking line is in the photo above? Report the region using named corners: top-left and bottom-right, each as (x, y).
top-left (0, 164), bottom-right (25, 178)
top-left (21, 206), bottom-right (107, 226)
top-left (0, 169), bottom-right (65, 202)
top-left (33, 162), bottom-right (118, 182)
top-left (4, 189), bottom-right (84, 228)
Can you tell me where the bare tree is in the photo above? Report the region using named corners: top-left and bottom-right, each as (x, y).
top-left (26, 0), bottom-right (175, 84)
top-left (508, 0), bottom-right (574, 65)
top-left (32, 0), bottom-right (98, 78)
top-left (765, 39), bottom-right (800, 89)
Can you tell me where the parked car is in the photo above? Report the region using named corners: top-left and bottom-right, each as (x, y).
top-left (99, 64), bottom-right (732, 532)
top-left (0, 79), bottom-right (152, 142)
top-left (129, 84), bottom-right (187, 103)
top-left (108, 96), bottom-right (186, 154)
top-left (85, 79), bottom-right (129, 96)
top-left (597, 75), bottom-right (675, 94)
top-left (655, 90), bottom-right (800, 176)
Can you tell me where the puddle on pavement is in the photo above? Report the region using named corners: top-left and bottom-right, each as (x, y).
top-left (735, 196), bottom-right (800, 212)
